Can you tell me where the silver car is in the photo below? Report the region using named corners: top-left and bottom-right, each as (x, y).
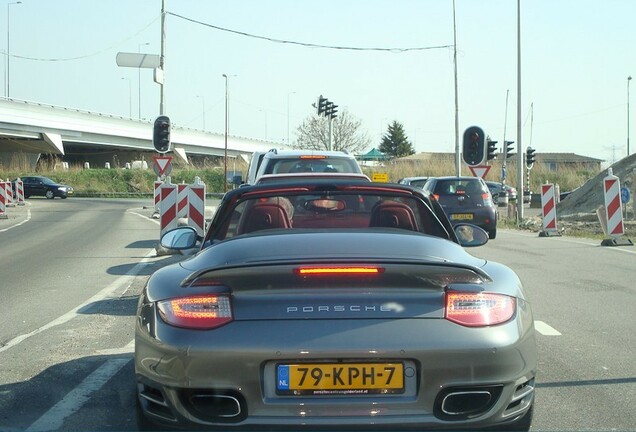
top-left (135, 180), bottom-right (537, 431)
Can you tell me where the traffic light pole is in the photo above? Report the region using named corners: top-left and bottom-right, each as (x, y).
top-left (516, 0), bottom-right (524, 222)
top-left (159, 0), bottom-right (166, 115)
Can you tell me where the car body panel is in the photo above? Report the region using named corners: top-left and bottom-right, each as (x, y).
top-left (15, 175), bottom-right (74, 199)
top-left (485, 181), bottom-right (518, 202)
top-left (397, 176), bottom-right (429, 188)
top-left (135, 181), bottom-right (536, 430)
top-left (252, 149), bottom-right (363, 185)
top-left (423, 177), bottom-right (497, 236)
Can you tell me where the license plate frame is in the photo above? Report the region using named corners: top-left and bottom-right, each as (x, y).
top-left (276, 362), bottom-right (405, 396)
top-left (450, 213), bottom-right (474, 221)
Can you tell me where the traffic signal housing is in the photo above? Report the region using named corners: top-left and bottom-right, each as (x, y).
top-left (505, 140), bottom-right (515, 159)
top-left (326, 102), bottom-right (338, 119)
top-left (526, 146), bottom-right (536, 169)
top-left (487, 138), bottom-right (498, 161)
top-left (462, 126), bottom-right (486, 166)
top-left (153, 115), bottom-right (171, 153)
top-left (317, 96), bottom-right (328, 116)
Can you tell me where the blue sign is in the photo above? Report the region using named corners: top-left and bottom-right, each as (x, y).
top-left (620, 186), bottom-right (630, 204)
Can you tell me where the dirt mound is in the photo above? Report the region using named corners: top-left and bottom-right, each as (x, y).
top-left (557, 153), bottom-right (636, 219)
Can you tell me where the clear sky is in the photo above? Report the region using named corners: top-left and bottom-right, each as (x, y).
top-left (4, 0), bottom-right (636, 162)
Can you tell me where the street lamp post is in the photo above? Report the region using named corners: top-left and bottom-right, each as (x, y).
top-left (287, 91), bottom-right (296, 145)
top-left (223, 74), bottom-right (229, 193)
top-left (628, 75), bottom-right (632, 157)
top-left (121, 77), bottom-right (132, 118)
top-left (6, 1), bottom-right (22, 98)
top-left (138, 42), bottom-right (149, 119)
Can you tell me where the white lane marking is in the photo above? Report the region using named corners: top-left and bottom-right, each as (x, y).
top-left (0, 250), bottom-right (155, 354)
top-left (534, 320), bottom-right (562, 336)
top-left (26, 358), bottom-right (131, 432)
top-left (128, 208), bottom-right (160, 225)
top-left (0, 207), bottom-right (31, 232)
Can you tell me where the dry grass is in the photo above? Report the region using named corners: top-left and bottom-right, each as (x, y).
top-left (363, 159), bottom-right (596, 193)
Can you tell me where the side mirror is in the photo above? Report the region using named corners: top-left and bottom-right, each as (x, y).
top-left (454, 224), bottom-right (489, 247)
top-left (161, 226), bottom-right (198, 250)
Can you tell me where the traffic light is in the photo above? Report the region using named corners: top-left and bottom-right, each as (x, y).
top-left (526, 146), bottom-right (536, 169)
top-left (326, 102), bottom-right (338, 119)
top-left (487, 138), bottom-right (498, 161)
top-left (505, 140), bottom-right (515, 159)
top-left (317, 96), bottom-right (328, 116)
top-left (153, 115), bottom-right (171, 153)
top-left (462, 126), bottom-right (486, 166)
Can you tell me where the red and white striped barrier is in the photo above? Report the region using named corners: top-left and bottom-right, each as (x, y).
top-left (153, 179), bottom-right (162, 214)
top-left (15, 178), bottom-right (25, 205)
top-left (159, 177), bottom-right (178, 237)
top-left (601, 169), bottom-right (633, 246)
top-left (188, 177), bottom-right (206, 237)
top-left (539, 183), bottom-right (560, 237)
top-left (0, 181), bottom-right (7, 219)
top-left (177, 183), bottom-right (189, 220)
top-left (4, 181), bottom-right (15, 207)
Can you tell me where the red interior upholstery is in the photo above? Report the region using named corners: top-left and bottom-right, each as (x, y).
top-left (240, 204), bottom-right (292, 234)
top-left (369, 201), bottom-right (418, 231)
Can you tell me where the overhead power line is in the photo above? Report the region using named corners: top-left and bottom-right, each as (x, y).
top-left (167, 12), bottom-right (452, 53)
top-left (6, 16), bottom-right (160, 62)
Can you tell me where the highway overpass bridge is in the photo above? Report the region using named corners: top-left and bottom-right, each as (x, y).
top-left (0, 98), bottom-right (281, 169)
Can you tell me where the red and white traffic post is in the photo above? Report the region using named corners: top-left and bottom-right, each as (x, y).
top-left (188, 176), bottom-right (206, 237)
top-left (539, 183), bottom-right (561, 237)
top-left (15, 178), bottom-right (25, 205)
top-left (153, 178), bottom-right (162, 216)
top-left (0, 180), bottom-right (8, 219)
top-left (4, 181), bottom-right (15, 207)
top-left (177, 183), bottom-right (189, 221)
top-left (159, 176), bottom-right (178, 237)
top-left (601, 168), bottom-right (633, 246)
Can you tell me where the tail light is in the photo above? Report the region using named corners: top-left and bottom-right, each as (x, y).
top-left (158, 295), bottom-right (233, 329)
top-left (445, 292), bottom-right (515, 327)
top-left (482, 193), bottom-right (493, 206)
top-left (432, 194), bottom-right (440, 201)
top-left (295, 265), bottom-right (384, 276)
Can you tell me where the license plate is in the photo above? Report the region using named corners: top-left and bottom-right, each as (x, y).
top-left (276, 362), bottom-right (404, 395)
top-left (450, 213), bottom-right (473, 221)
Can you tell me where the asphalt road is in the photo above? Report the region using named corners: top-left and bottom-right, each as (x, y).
top-left (0, 198), bottom-right (634, 431)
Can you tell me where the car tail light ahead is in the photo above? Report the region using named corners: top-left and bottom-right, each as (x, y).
top-left (445, 292), bottom-right (515, 327)
top-left (294, 265), bottom-right (385, 276)
top-left (158, 295), bottom-right (233, 329)
top-left (482, 193), bottom-right (493, 206)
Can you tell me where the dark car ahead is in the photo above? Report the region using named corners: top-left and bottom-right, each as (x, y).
top-left (423, 176), bottom-right (498, 239)
top-left (17, 176), bottom-right (74, 199)
top-left (135, 180), bottom-right (536, 431)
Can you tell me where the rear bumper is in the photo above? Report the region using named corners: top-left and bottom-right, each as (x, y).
top-left (135, 306), bottom-right (536, 430)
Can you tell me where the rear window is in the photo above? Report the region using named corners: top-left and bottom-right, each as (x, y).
top-left (433, 179), bottom-right (488, 197)
top-left (261, 157), bottom-right (361, 175)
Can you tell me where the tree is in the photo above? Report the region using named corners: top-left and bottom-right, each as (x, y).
top-left (379, 121), bottom-right (415, 158)
top-left (294, 109), bottom-right (370, 154)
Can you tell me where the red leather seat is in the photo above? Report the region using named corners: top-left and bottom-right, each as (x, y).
top-left (240, 204), bottom-right (292, 234)
top-left (369, 201), bottom-right (418, 231)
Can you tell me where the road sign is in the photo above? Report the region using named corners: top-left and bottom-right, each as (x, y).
top-left (153, 156), bottom-right (173, 177)
top-left (621, 186), bottom-right (630, 204)
top-left (372, 173), bottom-right (389, 182)
top-left (116, 52), bottom-right (160, 68)
top-left (468, 165), bottom-right (491, 179)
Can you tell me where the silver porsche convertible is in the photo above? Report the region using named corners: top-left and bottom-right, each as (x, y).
top-left (135, 180), bottom-right (537, 431)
